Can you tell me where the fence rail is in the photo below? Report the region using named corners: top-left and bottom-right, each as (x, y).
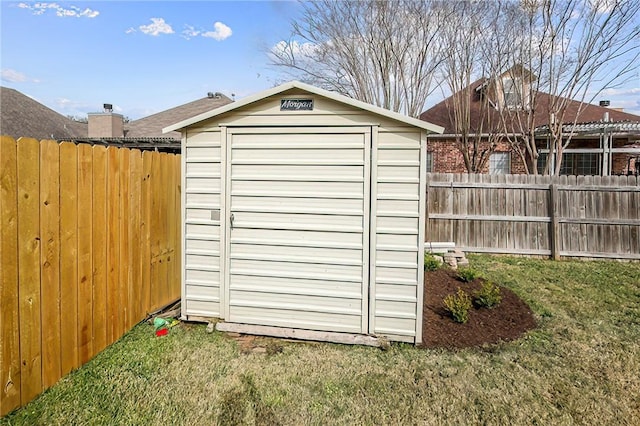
top-left (1, 136), bottom-right (181, 416)
top-left (426, 173), bottom-right (640, 260)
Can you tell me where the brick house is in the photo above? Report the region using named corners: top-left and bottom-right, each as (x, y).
top-left (420, 67), bottom-right (640, 176)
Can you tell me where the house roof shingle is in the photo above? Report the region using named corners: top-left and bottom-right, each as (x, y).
top-left (126, 93), bottom-right (233, 139)
top-left (0, 86), bottom-right (88, 140)
top-left (420, 80), bottom-right (640, 134)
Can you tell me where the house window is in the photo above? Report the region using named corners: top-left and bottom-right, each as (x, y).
top-left (426, 151), bottom-right (434, 173)
top-left (537, 153), bottom-right (548, 174)
top-left (503, 77), bottom-right (525, 109)
top-left (560, 153), bottom-right (600, 176)
top-left (538, 152), bottom-right (601, 175)
top-left (490, 152), bottom-right (511, 175)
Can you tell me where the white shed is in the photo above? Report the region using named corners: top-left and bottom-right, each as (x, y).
top-left (164, 81), bottom-right (443, 345)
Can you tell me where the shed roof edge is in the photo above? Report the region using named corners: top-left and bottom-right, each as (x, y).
top-left (163, 81), bottom-right (444, 134)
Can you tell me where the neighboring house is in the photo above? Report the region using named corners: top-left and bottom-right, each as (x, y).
top-left (125, 92), bottom-right (232, 139)
top-left (0, 86), bottom-right (87, 140)
top-left (420, 67), bottom-right (640, 176)
top-left (1, 87), bottom-right (232, 152)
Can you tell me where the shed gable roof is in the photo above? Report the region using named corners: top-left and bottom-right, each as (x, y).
top-left (163, 81), bottom-right (444, 134)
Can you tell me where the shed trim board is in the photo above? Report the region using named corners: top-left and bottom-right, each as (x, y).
top-left (175, 81), bottom-right (442, 344)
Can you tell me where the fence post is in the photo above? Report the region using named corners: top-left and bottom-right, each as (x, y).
top-left (549, 183), bottom-right (560, 260)
top-left (425, 174), bottom-right (430, 243)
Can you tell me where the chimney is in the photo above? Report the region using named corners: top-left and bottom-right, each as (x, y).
top-left (88, 103), bottom-right (124, 137)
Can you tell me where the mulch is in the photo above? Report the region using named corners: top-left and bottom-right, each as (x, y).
top-left (421, 268), bottom-right (537, 349)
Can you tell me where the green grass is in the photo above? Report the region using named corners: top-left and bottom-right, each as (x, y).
top-left (2, 255), bottom-right (640, 425)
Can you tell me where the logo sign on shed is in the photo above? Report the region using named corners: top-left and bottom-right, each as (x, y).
top-left (280, 99), bottom-right (314, 111)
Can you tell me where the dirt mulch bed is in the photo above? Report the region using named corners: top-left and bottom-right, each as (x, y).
top-left (422, 268), bottom-right (537, 349)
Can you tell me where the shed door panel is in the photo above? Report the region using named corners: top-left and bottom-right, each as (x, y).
top-left (227, 128), bottom-right (370, 333)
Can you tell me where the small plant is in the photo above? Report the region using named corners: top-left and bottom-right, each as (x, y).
top-left (443, 288), bottom-right (472, 323)
top-left (424, 253), bottom-right (442, 271)
top-left (457, 267), bottom-right (479, 283)
top-left (474, 281), bottom-right (502, 308)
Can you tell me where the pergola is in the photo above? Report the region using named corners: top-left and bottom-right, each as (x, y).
top-left (535, 121), bottom-right (640, 176)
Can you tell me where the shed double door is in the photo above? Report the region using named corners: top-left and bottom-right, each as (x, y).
top-left (224, 126), bottom-right (371, 334)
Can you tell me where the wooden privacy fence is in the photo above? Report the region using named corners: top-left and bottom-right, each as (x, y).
top-left (1, 136), bottom-right (181, 416)
top-left (426, 173), bottom-right (640, 260)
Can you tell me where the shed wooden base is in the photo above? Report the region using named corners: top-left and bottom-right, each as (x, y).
top-left (215, 322), bottom-right (382, 347)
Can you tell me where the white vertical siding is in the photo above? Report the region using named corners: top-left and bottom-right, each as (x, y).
top-left (372, 130), bottom-right (422, 342)
top-left (183, 130), bottom-right (222, 317)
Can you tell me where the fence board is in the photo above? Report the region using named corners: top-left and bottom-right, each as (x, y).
top-left (16, 137), bottom-right (42, 406)
top-left (92, 146), bottom-right (108, 355)
top-left (129, 150), bottom-right (142, 327)
top-left (39, 140), bottom-right (61, 390)
top-left (59, 142), bottom-right (78, 375)
top-left (150, 153), bottom-right (162, 311)
top-left (174, 154), bottom-right (182, 300)
top-left (1, 136), bottom-right (21, 416)
top-left (168, 154), bottom-right (178, 309)
top-left (106, 147), bottom-right (120, 345)
top-left (426, 173), bottom-right (640, 260)
top-left (77, 144), bottom-right (93, 365)
top-left (119, 149), bottom-right (131, 335)
top-left (630, 177), bottom-right (640, 255)
top-left (164, 155), bottom-right (173, 306)
top-left (141, 151), bottom-right (152, 316)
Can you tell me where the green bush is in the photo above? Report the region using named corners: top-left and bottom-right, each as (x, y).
top-left (424, 253), bottom-right (442, 271)
top-left (457, 267), bottom-right (479, 283)
top-left (474, 281), bottom-right (502, 308)
top-left (443, 288), bottom-right (472, 323)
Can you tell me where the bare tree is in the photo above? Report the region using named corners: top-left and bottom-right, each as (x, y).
top-left (497, 0), bottom-right (640, 175)
top-left (269, 0), bottom-right (447, 117)
top-left (440, 1), bottom-right (513, 173)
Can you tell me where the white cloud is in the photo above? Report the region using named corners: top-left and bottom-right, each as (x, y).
top-left (138, 18), bottom-right (174, 36)
top-left (181, 25), bottom-right (200, 40)
top-left (201, 22), bottom-right (232, 41)
top-left (589, 0), bottom-right (616, 14)
top-left (1, 68), bottom-right (28, 83)
top-left (17, 2), bottom-right (99, 18)
top-left (181, 22), bottom-right (232, 41)
top-left (271, 40), bottom-right (320, 58)
top-left (599, 87), bottom-right (640, 96)
top-left (125, 27), bottom-right (136, 34)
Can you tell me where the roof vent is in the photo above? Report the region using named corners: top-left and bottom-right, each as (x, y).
top-left (103, 103), bottom-right (113, 113)
top-left (599, 100), bottom-right (610, 107)
top-left (207, 92), bottom-right (222, 99)
top-left (207, 92), bottom-right (214, 98)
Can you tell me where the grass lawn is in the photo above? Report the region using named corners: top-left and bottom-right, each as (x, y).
top-left (2, 255), bottom-right (639, 425)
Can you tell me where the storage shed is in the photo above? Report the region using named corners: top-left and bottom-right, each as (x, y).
top-left (164, 81), bottom-right (444, 344)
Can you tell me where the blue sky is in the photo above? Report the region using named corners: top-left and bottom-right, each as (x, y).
top-left (1, 1), bottom-right (302, 119)
top-left (1, 1), bottom-right (639, 120)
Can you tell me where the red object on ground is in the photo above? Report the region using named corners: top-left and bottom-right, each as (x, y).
top-left (155, 328), bottom-right (169, 337)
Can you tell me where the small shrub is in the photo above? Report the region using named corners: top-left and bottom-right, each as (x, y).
top-left (424, 253), bottom-right (442, 271)
top-left (443, 288), bottom-right (472, 323)
top-left (474, 281), bottom-right (502, 308)
top-left (457, 267), bottom-right (479, 283)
